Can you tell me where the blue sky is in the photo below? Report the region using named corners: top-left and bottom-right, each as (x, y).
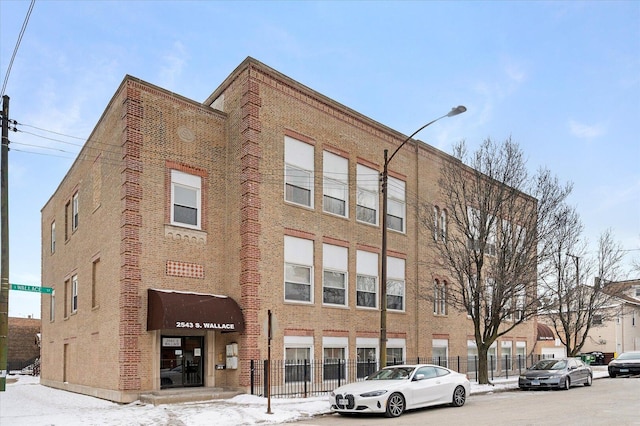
top-left (1, 1), bottom-right (639, 318)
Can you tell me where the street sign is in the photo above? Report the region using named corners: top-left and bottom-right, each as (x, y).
top-left (9, 284), bottom-right (53, 294)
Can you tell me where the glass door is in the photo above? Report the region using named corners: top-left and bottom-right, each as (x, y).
top-left (160, 336), bottom-right (204, 388)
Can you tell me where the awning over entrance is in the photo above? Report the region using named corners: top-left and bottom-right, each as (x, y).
top-left (536, 322), bottom-right (555, 341)
top-left (147, 289), bottom-right (245, 333)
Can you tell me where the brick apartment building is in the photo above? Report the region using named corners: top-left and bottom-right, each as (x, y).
top-left (40, 57), bottom-right (536, 402)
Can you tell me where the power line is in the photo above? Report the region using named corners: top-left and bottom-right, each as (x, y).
top-left (1, 0), bottom-right (36, 98)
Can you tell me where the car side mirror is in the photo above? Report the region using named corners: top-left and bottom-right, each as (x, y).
top-left (414, 374), bottom-right (425, 381)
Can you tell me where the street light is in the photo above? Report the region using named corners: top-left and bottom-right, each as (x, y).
top-left (380, 105), bottom-right (466, 367)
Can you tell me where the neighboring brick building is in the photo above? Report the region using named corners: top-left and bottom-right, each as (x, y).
top-left (7, 316), bottom-right (41, 371)
top-left (40, 57), bottom-right (536, 402)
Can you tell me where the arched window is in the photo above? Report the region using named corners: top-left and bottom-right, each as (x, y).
top-left (434, 280), bottom-right (447, 315)
top-left (433, 206), bottom-right (440, 241)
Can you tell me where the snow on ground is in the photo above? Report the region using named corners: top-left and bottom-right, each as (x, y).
top-left (0, 368), bottom-right (610, 426)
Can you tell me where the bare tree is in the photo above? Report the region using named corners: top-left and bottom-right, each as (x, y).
top-left (541, 228), bottom-right (625, 356)
top-left (419, 137), bottom-right (571, 384)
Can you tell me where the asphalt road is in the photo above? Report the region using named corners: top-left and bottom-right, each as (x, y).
top-left (296, 376), bottom-right (640, 426)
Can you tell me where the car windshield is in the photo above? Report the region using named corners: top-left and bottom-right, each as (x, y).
top-left (616, 352), bottom-right (640, 360)
top-left (367, 367), bottom-right (415, 380)
top-left (531, 360), bottom-right (567, 370)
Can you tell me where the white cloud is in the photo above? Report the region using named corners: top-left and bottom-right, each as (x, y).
top-left (568, 119), bottom-right (605, 139)
top-left (158, 41), bottom-right (188, 89)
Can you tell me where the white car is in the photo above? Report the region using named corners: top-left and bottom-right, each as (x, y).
top-left (329, 364), bottom-right (470, 418)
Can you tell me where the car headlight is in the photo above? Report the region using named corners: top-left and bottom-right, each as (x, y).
top-left (360, 390), bottom-right (388, 397)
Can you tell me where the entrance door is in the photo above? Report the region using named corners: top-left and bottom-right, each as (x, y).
top-left (160, 336), bottom-right (204, 389)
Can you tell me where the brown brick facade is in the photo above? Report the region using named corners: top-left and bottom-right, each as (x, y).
top-left (40, 58), bottom-right (536, 403)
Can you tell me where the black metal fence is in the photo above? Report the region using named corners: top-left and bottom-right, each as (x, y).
top-left (250, 354), bottom-right (548, 398)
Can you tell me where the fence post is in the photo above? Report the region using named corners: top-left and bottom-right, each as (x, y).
top-left (457, 356), bottom-right (460, 373)
top-left (338, 359), bottom-right (343, 387)
top-left (250, 360), bottom-right (255, 395)
top-left (304, 359), bottom-right (308, 398)
top-left (474, 356), bottom-right (478, 381)
top-left (490, 355), bottom-right (494, 381)
top-left (505, 355), bottom-right (509, 379)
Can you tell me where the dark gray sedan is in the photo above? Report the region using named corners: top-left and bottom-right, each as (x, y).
top-left (608, 351), bottom-right (640, 377)
top-left (519, 358), bottom-right (592, 390)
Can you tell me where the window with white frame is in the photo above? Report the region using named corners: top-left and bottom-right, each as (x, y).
top-left (356, 164), bottom-right (379, 225)
top-left (434, 280), bottom-right (447, 315)
top-left (433, 206), bottom-right (440, 241)
top-left (284, 236), bottom-right (313, 303)
top-left (386, 338), bottom-right (405, 366)
top-left (386, 176), bottom-right (406, 233)
top-left (488, 342), bottom-right (497, 370)
top-left (487, 215), bottom-right (497, 256)
top-left (323, 151), bottom-right (348, 217)
top-left (356, 250), bottom-right (378, 308)
top-left (440, 209), bottom-right (447, 241)
top-left (322, 244), bottom-right (348, 306)
top-left (51, 221), bottom-right (56, 254)
top-left (323, 337), bottom-right (348, 380)
top-left (501, 341), bottom-right (513, 371)
top-left (386, 257), bottom-right (405, 311)
top-left (71, 274), bottom-right (78, 313)
top-left (515, 289), bottom-right (526, 321)
top-left (432, 339), bottom-right (449, 366)
top-left (72, 192), bottom-right (79, 231)
top-left (285, 136), bottom-right (314, 208)
top-left (50, 290), bottom-right (55, 322)
top-left (356, 338), bottom-right (378, 378)
top-left (284, 336), bottom-right (313, 383)
top-left (467, 340), bottom-right (478, 372)
top-left (485, 278), bottom-right (495, 318)
top-left (171, 170), bottom-right (202, 229)
top-left (516, 342), bottom-right (526, 368)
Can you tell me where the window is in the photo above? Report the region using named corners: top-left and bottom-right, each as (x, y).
top-left (634, 287), bottom-right (640, 298)
top-left (514, 290), bottom-right (526, 321)
top-left (434, 280), bottom-right (447, 315)
top-left (50, 221), bottom-right (56, 254)
top-left (72, 192), bottom-right (79, 231)
top-left (386, 257), bottom-right (405, 311)
top-left (64, 201), bottom-right (70, 240)
top-left (356, 164), bottom-right (379, 225)
top-left (92, 258), bottom-right (100, 309)
top-left (501, 341), bottom-right (513, 371)
top-left (323, 151), bottom-right (348, 217)
top-left (487, 215), bottom-right (497, 256)
top-left (386, 177), bottom-right (406, 232)
top-left (591, 314), bottom-right (603, 326)
top-left (50, 290), bottom-right (55, 322)
top-left (485, 278), bottom-right (495, 318)
top-left (71, 274), bottom-right (78, 313)
top-left (171, 170), bottom-right (202, 229)
top-left (323, 244), bottom-right (347, 306)
top-left (356, 343), bottom-right (378, 378)
top-left (285, 136), bottom-right (314, 207)
top-left (434, 207), bottom-right (448, 242)
top-left (386, 339), bottom-right (405, 366)
top-left (64, 278), bottom-right (70, 318)
top-left (441, 210), bottom-right (448, 241)
top-left (467, 340), bottom-right (478, 373)
top-left (516, 342), bottom-right (526, 367)
top-left (285, 336), bottom-right (313, 383)
top-left (284, 236), bottom-right (313, 303)
top-left (356, 250), bottom-right (378, 308)
top-left (432, 339), bottom-right (449, 366)
top-left (467, 206), bottom-right (480, 251)
top-left (323, 337), bottom-right (347, 380)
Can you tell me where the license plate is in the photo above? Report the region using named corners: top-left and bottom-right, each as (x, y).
top-left (620, 369), bottom-right (629, 373)
top-left (338, 398), bottom-right (349, 405)
top-left (531, 380), bottom-right (540, 386)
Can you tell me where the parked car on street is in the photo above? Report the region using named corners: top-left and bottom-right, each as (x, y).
top-left (518, 358), bottom-right (592, 390)
top-left (608, 351), bottom-right (640, 377)
top-left (329, 364), bottom-right (470, 418)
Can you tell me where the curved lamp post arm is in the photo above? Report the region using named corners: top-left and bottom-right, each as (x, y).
top-left (386, 105), bottom-right (467, 165)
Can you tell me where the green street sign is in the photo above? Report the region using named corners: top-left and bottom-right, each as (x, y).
top-left (10, 283), bottom-right (53, 294)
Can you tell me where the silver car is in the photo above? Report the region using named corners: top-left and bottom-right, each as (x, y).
top-left (519, 358), bottom-right (592, 390)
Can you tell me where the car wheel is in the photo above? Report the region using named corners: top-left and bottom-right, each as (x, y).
top-left (584, 374), bottom-right (592, 386)
top-left (451, 385), bottom-right (466, 407)
top-left (609, 371), bottom-right (616, 378)
top-left (562, 377), bottom-right (570, 391)
top-left (385, 392), bottom-right (405, 418)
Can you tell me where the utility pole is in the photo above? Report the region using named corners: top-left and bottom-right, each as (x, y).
top-left (0, 95), bottom-right (10, 391)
